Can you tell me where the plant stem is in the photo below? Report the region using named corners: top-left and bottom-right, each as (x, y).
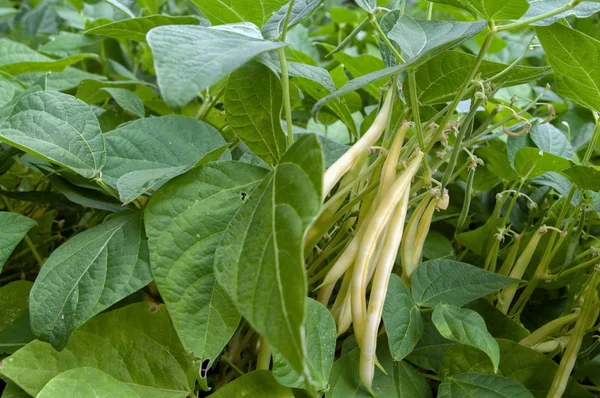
top-left (496, 0), bottom-right (582, 32)
top-left (279, 0), bottom-right (296, 41)
top-left (257, 337), bottom-right (271, 370)
top-left (426, 2), bottom-right (433, 19)
top-left (369, 13), bottom-right (406, 63)
top-left (277, 47), bottom-right (294, 147)
top-left (407, 70), bottom-right (431, 176)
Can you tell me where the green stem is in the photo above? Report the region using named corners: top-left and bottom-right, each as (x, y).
top-left (257, 337), bottom-right (271, 370)
top-left (277, 47), bottom-right (294, 147)
top-left (407, 70), bottom-right (431, 176)
top-left (496, 0), bottom-right (582, 32)
top-left (426, 2), bottom-right (434, 19)
top-left (369, 13), bottom-right (406, 63)
top-left (280, 0), bottom-right (296, 41)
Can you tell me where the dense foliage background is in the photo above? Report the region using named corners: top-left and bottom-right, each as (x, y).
top-left (0, 0), bottom-right (600, 397)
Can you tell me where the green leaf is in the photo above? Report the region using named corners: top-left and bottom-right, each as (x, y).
top-left (0, 40), bottom-right (95, 75)
top-left (387, 16), bottom-right (486, 67)
top-left (144, 161), bottom-right (268, 374)
top-left (261, 0), bottom-right (323, 39)
top-left (29, 211), bottom-right (152, 349)
top-left (327, 339), bottom-right (432, 398)
top-left (38, 32), bottom-right (99, 58)
top-left (0, 76), bottom-right (15, 108)
top-left (48, 175), bottom-right (124, 213)
top-left (215, 134), bottom-right (323, 376)
top-left (101, 88), bottom-right (144, 118)
top-left (101, 116), bottom-right (227, 203)
top-left (272, 298), bottom-right (336, 390)
top-left (536, 23), bottom-right (600, 113)
top-left (530, 172), bottom-right (580, 205)
top-left (562, 165), bottom-right (600, 191)
top-left (429, 0), bottom-right (530, 20)
top-left (464, 299), bottom-right (529, 342)
top-left (330, 51), bottom-right (387, 99)
top-left (85, 15), bottom-right (201, 42)
top-left (209, 371), bottom-right (294, 397)
top-left (224, 62), bottom-right (287, 166)
top-left (383, 274), bottom-right (423, 361)
top-left (1, 381), bottom-right (30, 398)
top-left (0, 212), bottom-right (36, 273)
top-left (0, 91), bottom-right (105, 179)
top-left (76, 80), bottom-right (154, 104)
top-left (0, 281), bottom-right (34, 354)
top-left (190, 0), bottom-right (288, 27)
top-left (37, 368), bottom-right (140, 398)
top-left (432, 304), bottom-right (500, 372)
top-left (411, 259), bottom-right (520, 307)
top-left (0, 302), bottom-right (195, 397)
top-left (476, 146), bottom-right (519, 181)
top-left (513, 147), bottom-right (572, 178)
top-left (257, 52), bottom-right (336, 91)
top-left (438, 373), bottom-right (535, 398)
top-left (414, 51), bottom-right (551, 105)
top-left (521, 0), bottom-right (600, 27)
top-left (529, 121), bottom-right (573, 159)
top-left (355, 0), bottom-right (376, 12)
top-left (407, 314), bottom-right (454, 372)
top-left (147, 24), bottom-right (286, 108)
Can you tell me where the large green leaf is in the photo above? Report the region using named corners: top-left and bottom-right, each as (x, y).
top-left (224, 62), bottom-right (287, 166)
top-left (190, 0), bottom-right (288, 27)
top-left (0, 212), bottom-right (36, 273)
top-left (210, 371), bottom-right (294, 397)
top-left (529, 121), bottom-right (573, 159)
top-left (429, 0), bottom-right (530, 20)
top-left (327, 339), bottom-right (432, 398)
top-left (0, 281), bottom-right (34, 354)
top-left (147, 24), bottom-right (285, 108)
top-left (261, 0), bottom-right (323, 39)
top-left (407, 314), bottom-right (454, 372)
top-left (215, 134), bottom-right (323, 376)
top-left (37, 368), bottom-right (140, 398)
top-left (432, 304), bottom-right (500, 371)
top-left (29, 211), bottom-right (152, 349)
top-left (144, 161), bottom-right (268, 375)
top-left (38, 32), bottom-right (99, 58)
top-left (85, 15), bottom-right (200, 42)
top-left (0, 91), bottom-right (105, 179)
top-left (272, 298), bottom-right (336, 390)
top-left (0, 303), bottom-right (195, 398)
top-left (388, 16), bottom-right (485, 67)
top-left (536, 23), bottom-right (600, 113)
top-left (0, 76), bottom-right (15, 108)
top-left (513, 147), bottom-right (572, 178)
top-left (383, 274), bottom-right (423, 361)
top-left (101, 88), bottom-right (144, 118)
top-left (411, 259), bottom-right (519, 307)
top-left (521, 0), bottom-right (600, 27)
top-left (563, 165), bottom-right (600, 191)
top-left (101, 116), bottom-right (227, 203)
top-left (438, 373), bottom-right (535, 398)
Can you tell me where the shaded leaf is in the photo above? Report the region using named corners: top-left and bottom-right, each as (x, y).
top-left (0, 281), bottom-right (34, 354)
top-left (438, 373), bottom-right (535, 398)
top-left (85, 15), bottom-right (200, 42)
top-left (522, 0), bottom-right (600, 27)
top-left (406, 313), bottom-right (454, 372)
top-left (0, 212), bottom-right (36, 273)
top-left (562, 165), bottom-right (600, 191)
top-left (262, 0), bottom-right (323, 39)
top-left (102, 88), bottom-right (144, 118)
top-left (513, 147), bottom-right (572, 178)
top-left (210, 371), bottom-right (294, 397)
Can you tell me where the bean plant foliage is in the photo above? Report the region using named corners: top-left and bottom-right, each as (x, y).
top-left (0, 0), bottom-right (600, 396)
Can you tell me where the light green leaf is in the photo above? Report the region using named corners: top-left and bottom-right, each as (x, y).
top-left (513, 147), bottom-right (572, 178)
top-left (224, 62), bottom-right (287, 166)
top-left (0, 40), bottom-right (95, 75)
top-left (101, 116), bottom-right (227, 203)
top-left (411, 259), bottom-right (519, 307)
top-left (147, 24), bottom-right (286, 108)
top-left (330, 51), bottom-right (387, 99)
top-left (215, 134), bottom-right (323, 376)
top-left (190, 0), bottom-right (288, 27)
top-left (536, 23), bottom-right (600, 113)
top-left (272, 298), bottom-right (336, 390)
top-left (383, 274), bottom-right (423, 361)
top-left (38, 368), bottom-right (140, 398)
top-left (388, 16), bottom-right (486, 67)
top-left (522, 0), bottom-right (600, 27)
top-left (210, 371), bottom-right (294, 397)
top-left (0, 76), bottom-right (15, 108)
top-left (38, 32), bottom-right (99, 58)
top-left (29, 211), bottom-right (152, 349)
top-left (563, 165), bottom-right (600, 191)
top-left (432, 304), bottom-right (500, 372)
top-left (0, 212), bottom-right (36, 273)
top-left (529, 121), bottom-right (573, 159)
top-left (85, 15), bottom-right (200, 42)
top-left (0, 91), bottom-right (105, 179)
top-left (0, 302), bottom-right (195, 398)
top-left (0, 281), bottom-right (34, 354)
top-left (101, 88), bottom-right (144, 118)
top-left (261, 0), bottom-right (323, 39)
top-left (19, 68), bottom-right (106, 93)
top-left (327, 338), bottom-right (432, 398)
top-left (476, 146), bottom-right (519, 181)
top-left (144, 161), bottom-right (268, 375)
top-left (355, 0), bottom-right (376, 12)
top-left (429, 0), bottom-right (530, 20)
top-left (438, 373), bottom-right (535, 398)
top-left (257, 52), bottom-right (336, 91)
top-left (77, 80), bottom-right (154, 104)
top-left (530, 172), bottom-right (579, 205)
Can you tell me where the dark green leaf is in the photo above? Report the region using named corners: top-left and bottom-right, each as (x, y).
top-left (85, 15), bottom-right (201, 42)
top-left (407, 314), bottom-right (454, 372)
top-left (0, 281), bottom-right (34, 354)
top-left (101, 88), bottom-right (144, 118)
top-left (513, 147), bottom-right (572, 178)
top-left (465, 299), bottom-right (529, 342)
top-left (438, 373), bottom-right (535, 398)
top-left (562, 165), bottom-right (600, 191)
top-left (0, 212), bottom-right (36, 273)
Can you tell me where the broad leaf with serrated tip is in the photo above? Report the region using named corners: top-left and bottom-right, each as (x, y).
top-left (0, 303), bottom-right (195, 398)
top-left (0, 281), bottom-right (34, 354)
top-left (262, 0), bottom-right (323, 39)
top-left (388, 16), bottom-right (486, 67)
top-left (438, 373), bottom-right (535, 398)
top-left (514, 147), bottom-right (572, 178)
top-left (215, 134), bottom-right (322, 377)
top-left (101, 116), bottom-right (228, 203)
top-left (144, 161), bottom-right (268, 377)
top-left (37, 368), bottom-right (140, 398)
top-left (536, 23), bottom-right (600, 113)
top-left (411, 259), bottom-right (519, 307)
top-left (521, 0), bottom-right (600, 26)
top-left (224, 62), bottom-right (287, 166)
top-left (101, 88), bottom-right (144, 118)
top-left (147, 25), bottom-right (285, 108)
top-left (85, 15), bottom-right (200, 42)
top-left (0, 91), bottom-right (105, 179)
top-left (29, 211), bottom-right (151, 349)
top-left (383, 274), bottom-right (423, 361)
top-left (0, 212), bottom-right (36, 273)
top-left (210, 371), bottom-right (294, 397)
top-left (272, 298), bottom-right (336, 390)
top-left (432, 304), bottom-right (500, 371)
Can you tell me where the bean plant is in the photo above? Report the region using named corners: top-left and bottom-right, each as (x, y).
top-left (0, 0), bottom-right (600, 396)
